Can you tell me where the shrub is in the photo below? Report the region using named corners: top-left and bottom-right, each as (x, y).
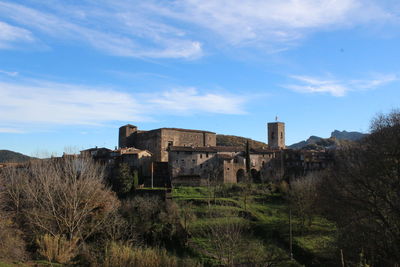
top-left (36, 234), bottom-right (79, 264)
top-left (103, 242), bottom-right (198, 267)
top-left (0, 216), bottom-right (28, 261)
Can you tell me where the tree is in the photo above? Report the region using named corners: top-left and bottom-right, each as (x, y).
top-left (205, 219), bottom-right (247, 266)
top-left (112, 162), bottom-right (134, 196)
top-left (319, 110), bottom-right (400, 266)
top-left (1, 157), bottom-right (119, 244)
top-left (288, 173), bottom-right (320, 230)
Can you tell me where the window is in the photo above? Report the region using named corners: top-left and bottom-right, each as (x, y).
top-left (181, 159), bottom-right (185, 163)
top-left (227, 168), bottom-right (230, 170)
top-left (192, 159), bottom-right (195, 163)
top-left (281, 132), bottom-right (283, 139)
top-left (271, 132), bottom-right (275, 140)
top-left (206, 152), bottom-right (209, 158)
top-left (175, 159), bottom-right (178, 163)
top-left (200, 154), bottom-right (203, 159)
top-left (200, 164), bottom-right (203, 168)
top-left (168, 141), bottom-right (173, 147)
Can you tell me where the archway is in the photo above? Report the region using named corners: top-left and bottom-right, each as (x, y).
top-left (251, 169), bottom-right (261, 183)
top-left (236, 169), bottom-right (246, 183)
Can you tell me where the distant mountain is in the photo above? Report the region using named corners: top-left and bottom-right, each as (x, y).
top-left (0, 150), bottom-right (33, 163)
top-left (289, 130), bottom-right (367, 150)
top-left (330, 130), bottom-right (367, 141)
top-left (217, 135), bottom-right (267, 149)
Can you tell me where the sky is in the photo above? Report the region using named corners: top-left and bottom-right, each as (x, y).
top-left (1, 0), bottom-right (400, 157)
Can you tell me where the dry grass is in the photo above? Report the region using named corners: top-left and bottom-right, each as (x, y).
top-left (36, 234), bottom-right (79, 264)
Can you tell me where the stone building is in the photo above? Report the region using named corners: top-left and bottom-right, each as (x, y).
top-left (168, 146), bottom-right (278, 186)
top-left (110, 147), bottom-right (153, 177)
top-left (268, 122), bottom-right (285, 149)
top-left (119, 125), bottom-right (216, 162)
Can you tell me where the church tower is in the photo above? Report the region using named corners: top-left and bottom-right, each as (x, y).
top-left (268, 122), bottom-right (285, 149)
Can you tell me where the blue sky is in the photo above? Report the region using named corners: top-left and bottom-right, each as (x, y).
top-left (1, 0), bottom-right (400, 157)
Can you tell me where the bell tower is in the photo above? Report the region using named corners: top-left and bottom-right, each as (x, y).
top-left (268, 122), bottom-right (285, 149)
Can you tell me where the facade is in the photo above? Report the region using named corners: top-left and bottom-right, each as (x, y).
top-left (110, 147), bottom-right (153, 177)
top-left (168, 146), bottom-right (278, 186)
top-left (119, 125), bottom-right (216, 162)
top-left (268, 122), bottom-right (285, 149)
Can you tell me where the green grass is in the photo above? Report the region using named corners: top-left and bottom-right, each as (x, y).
top-left (173, 184), bottom-right (338, 266)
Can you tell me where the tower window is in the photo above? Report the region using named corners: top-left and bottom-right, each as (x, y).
top-left (281, 132), bottom-right (283, 139)
top-left (271, 132), bottom-right (275, 140)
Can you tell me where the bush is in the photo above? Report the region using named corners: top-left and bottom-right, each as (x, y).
top-left (0, 216), bottom-right (28, 261)
top-left (36, 234), bottom-right (79, 264)
top-left (103, 242), bottom-right (200, 267)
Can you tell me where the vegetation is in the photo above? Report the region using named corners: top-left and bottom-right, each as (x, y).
top-left (0, 150), bottom-right (32, 163)
top-left (1, 110), bottom-right (399, 266)
top-left (216, 134), bottom-right (267, 149)
top-left (318, 110), bottom-right (400, 266)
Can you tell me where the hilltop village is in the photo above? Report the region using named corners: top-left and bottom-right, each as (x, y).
top-left (80, 122), bottom-right (332, 187)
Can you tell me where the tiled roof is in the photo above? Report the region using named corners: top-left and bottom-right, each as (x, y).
top-left (138, 127), bottom-right (215, 134)
top-left (169, 146), bottom-right (243, 153)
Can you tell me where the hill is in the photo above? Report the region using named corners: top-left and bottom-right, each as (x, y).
top-left (216, 134), bottom-right (267, 149)
top-left (289, 130), bottom-right (366, 150)
top-left (0, 150), bottom-right (32, 163)
top-left (330, 130), bottom-right (367, 141)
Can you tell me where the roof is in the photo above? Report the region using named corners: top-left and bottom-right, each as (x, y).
top-left (80, 147), bottom-right (112, 153)
top-left (112, 147), bottom-right (152, 155)
top-left (139, 127), bottom-right (215, 134)
top-left (217, 154), bottom-right (235, 160)
top-left (169, 146), bottom-right (244, 153)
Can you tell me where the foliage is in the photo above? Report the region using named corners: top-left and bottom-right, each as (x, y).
top-left (319, 109), bottom-right (400, 266)
top-left (216, 134), bottom-right (267, 149)
top-left (288, 173), bottom-right (320, 229)
top-left (1, 157), bottom-right (119, 243)
top-left (0, 150), bottom-right (32, 163)
top-left (0, 216), bottom-right (27, 261)
top-left (120, 196), bottom-right (181, 246)
top-left (36, 234), bottom-right (79, 264)
top-left (112, 162), bottom-right (135, 196)
top-left (103, 242), bottom-right (201, 267)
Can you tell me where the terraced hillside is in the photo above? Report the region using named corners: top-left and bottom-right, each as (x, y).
top-left (173, 185), bottom-right (338, 266)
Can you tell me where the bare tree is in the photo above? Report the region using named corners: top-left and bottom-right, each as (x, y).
top-left (289, 173), bottom-right (320, 229)
top-left (1, 157), bottom-right (119, 243)
top-left (205, 219), bottom-right (247, 266)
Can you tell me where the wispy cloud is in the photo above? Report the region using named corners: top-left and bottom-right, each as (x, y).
top-left (148, 87), bottom-right (247, 115)
top-left (0, 69), bottom-right (18, 76)
top-left (0, 1), bottom-right (396, 56)
top-left (0, 127), bottom-right (24, 134)
top-left (284, 73), bottom-right (399, 96)
top-left (0, 79), bottom-right (248, 132)
top-left (0, 21), bottom-right (34, 48)
top-left (149, 0), bottom-right (394, 48)
top-left (0, 1), bottom-right (202, 58)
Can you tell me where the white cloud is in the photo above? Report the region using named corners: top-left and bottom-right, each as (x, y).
top-left (0, 81), bottom-right (146, 127)
top-left (0, 69), bottom-right (18, 76)
top-left (0, 127), bottom-right (24, 133)
top-left (0, 21), bottom-right (34, 48)
top-left (285, 73), bottom-right (399, 96)
top-left (0, 1), bottom-right (202, 58)
top-left (0, 80), bottom-right (248, 132)
top-left (0, 0), bottom-right (396, 56)
top-left (148, 87), bottom-right (247, 115)
top-left (151, 0), bottom-right (394, 46)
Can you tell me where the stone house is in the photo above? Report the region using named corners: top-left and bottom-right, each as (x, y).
top-left (119, 125), bottom-right (216, 162)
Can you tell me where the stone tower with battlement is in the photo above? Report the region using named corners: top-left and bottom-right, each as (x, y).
top-left (268, 122), bottom-right (285, 149)
top-left (119, 124), bottom-right (138, 148)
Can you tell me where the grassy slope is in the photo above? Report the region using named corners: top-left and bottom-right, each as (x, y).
top-left (173, 185), bottom-right (338, 266)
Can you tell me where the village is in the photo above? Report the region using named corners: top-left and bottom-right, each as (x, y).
top-left (77, 121), bottom-right (332, 188)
